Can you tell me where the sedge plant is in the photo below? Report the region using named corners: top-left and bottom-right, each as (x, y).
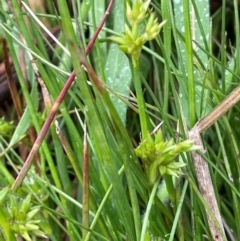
top-left (1, 0), bottom-right (240, 241)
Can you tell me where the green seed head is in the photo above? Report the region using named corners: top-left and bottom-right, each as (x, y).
top-left (135, 129), bottom-right (199, 185)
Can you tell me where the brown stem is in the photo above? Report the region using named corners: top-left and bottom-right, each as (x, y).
top-left (188, 127), bottom-right (226, 241)
top-left (82, 122), bottom-right (89, 239)
top-left (197, 86), bottom-right (240, 133)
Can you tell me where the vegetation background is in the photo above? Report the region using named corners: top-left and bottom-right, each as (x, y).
top-left (0, 0), bottom-right (239, 240)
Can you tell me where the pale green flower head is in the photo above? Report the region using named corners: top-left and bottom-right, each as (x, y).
top-left (135, 130), bottom-right (200, 185)
top-left (1, 193), bottom-right (47, 240)
top-left (126, 0), bottom-right (151, 25)
top-left (111, 0), bottom-right (166, 64)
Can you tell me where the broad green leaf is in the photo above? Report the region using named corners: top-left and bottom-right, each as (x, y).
top-left (105, 0), bottom-right (131, 124)
top-left (105, 44), bottom-right (132, 123)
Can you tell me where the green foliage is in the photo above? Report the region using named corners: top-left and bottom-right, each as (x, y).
top-left (0, 0), bottom-right (240, 240)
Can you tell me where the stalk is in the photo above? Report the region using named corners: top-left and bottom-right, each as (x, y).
top-left (131, 56), bottom-right (148, 139)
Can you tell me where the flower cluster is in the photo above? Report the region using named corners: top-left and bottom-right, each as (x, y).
top-left (0, 188), bottom-right (47, 240)
top-left (110, 0), bottom-right (166, 64)
top-left (135, 130), bottom-right (199, 185)
top-left (0, 117), bottom-right (15, 137)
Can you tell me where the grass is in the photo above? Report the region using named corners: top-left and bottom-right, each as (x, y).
top-left (0, 0), bottom-right (240, 240)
